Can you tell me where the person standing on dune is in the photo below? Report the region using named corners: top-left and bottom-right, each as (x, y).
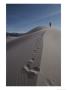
top-left (49, 22), bottom-right (52, 28)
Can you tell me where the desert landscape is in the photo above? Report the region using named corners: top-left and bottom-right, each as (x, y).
top-left (6, 27), bottom-right (61, 86)
top-left (6, 4), bottom-right (61, 86)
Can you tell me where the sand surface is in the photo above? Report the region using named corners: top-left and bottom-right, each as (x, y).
top-left (6, 29), bottom-right (46, 86)
top-left (6, 28), bottom-right (61, 86)
top-left (6, 37), bottom-right (19, 43)
top-left (37, 28), bottom-right (61, 86)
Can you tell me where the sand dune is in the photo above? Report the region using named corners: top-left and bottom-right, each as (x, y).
top-left (37, 28), bottom-right (61, 86)
top-left (6, 27), bottom-right (61, 86)
top-left (6, 28), bottom-right (47, 86)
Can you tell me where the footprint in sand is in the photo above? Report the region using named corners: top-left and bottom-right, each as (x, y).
top-left (22, 64), bottom-right (40, 79)
top-left (29, 59), bottom-right (34, 63)
top-left (32, 57), bottom-right (35, 61)
top-left (33, 49), bottom-right (40, 54)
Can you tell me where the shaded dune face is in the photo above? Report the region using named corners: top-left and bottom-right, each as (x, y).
top-left (6, 27), bottom-right (47, 86)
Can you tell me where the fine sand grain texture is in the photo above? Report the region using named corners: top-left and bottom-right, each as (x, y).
top-left (6, 29), bottom-right (47, 86)
top-left (37, 28), bottom-right (61, 86)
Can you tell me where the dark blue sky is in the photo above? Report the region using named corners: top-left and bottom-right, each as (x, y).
top-left (6, 4), bottom-right (61, 33)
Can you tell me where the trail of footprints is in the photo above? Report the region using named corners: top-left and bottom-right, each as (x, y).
top-left (22, 36), bottom-right (42, 79)
top-left (16, 34), bottom-right (43, 86)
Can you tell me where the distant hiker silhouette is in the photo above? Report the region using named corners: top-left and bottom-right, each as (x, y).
top-left (49, 22), bottom-right (52, 28)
